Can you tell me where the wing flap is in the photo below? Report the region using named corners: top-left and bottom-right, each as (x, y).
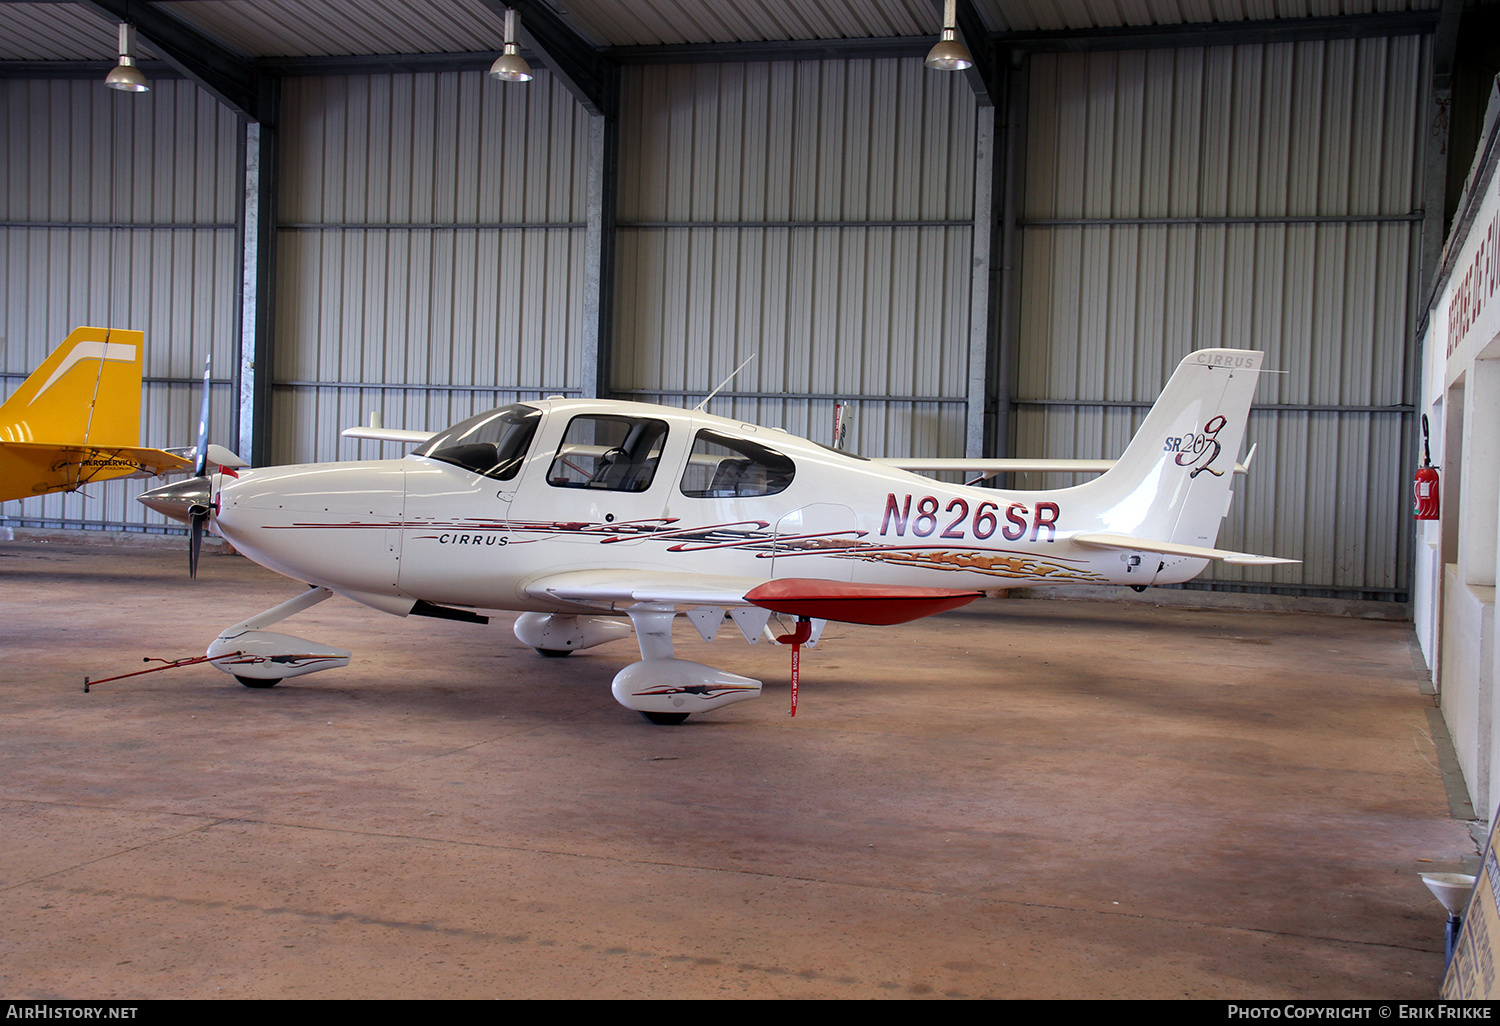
top-left (1071, 532), bottom-right (1299, 566)
top-left (745, 579), bottom-right (981, 625)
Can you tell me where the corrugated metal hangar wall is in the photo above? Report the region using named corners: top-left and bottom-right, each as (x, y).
top-left (275, 72), bottom-right (592, 465)
top-left (1018, 38), bottom-right (1425, 600)
top-left (0, 28), bottom-right (1429, 603)
top-left (0, 78), bottom-right (241, 530)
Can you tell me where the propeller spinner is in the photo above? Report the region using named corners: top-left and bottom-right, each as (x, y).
top-left (137, 355), bottom-right (245, 578)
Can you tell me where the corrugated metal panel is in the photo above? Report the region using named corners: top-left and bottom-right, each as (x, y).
top-left (166, 0), bottom-right (512, 58)
top-left (615, 58), bottom-right (976, 459)
top-left (620, 60), bottom-right (971, 222)
top-left (0, 79), bottom-right (240, 533)
top-left (280, 72), bottom-right (588, 223)
top-left (1015, 36), bottom-right (1424, 598)
top-left (0, 3), bottom-right (154, 61)
top-left (560, 0), bottom-right (939, 47)
top-left (1, 78), bottom-right (238, 224)
top-left (978, 0), bottom-right (1440, 34)
top-left (274, 71), bottom-right (592, 465)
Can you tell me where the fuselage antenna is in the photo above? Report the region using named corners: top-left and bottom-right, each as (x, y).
top-left (694, 354), bottom-right (757, 412)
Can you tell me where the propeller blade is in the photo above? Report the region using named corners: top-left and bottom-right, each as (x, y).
top-left (187, 354), bottom-right (214, 579)
top-left (193, 354), bottom-right (212, 477)
top-left (186, 504), bottom-right (208, 576)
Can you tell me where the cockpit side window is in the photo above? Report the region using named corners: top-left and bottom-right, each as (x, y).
top-left (548, 415), bottom-right (669, 493)
top-left (412, 404), bottom-right (541, 480)
top-left (679, 429), bottom-right (795, 498)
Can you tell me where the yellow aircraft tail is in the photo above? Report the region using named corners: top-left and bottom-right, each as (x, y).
top-left (0, 327), bottom-right (192, 502)
top-left (0, 326), bottom-right (144, 446)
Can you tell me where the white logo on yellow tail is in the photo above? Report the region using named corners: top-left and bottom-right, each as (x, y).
top-left (29, 342), bottom-right (137, 404)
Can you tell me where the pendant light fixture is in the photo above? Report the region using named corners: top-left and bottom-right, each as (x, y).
top-left (489, 8), bottom-right (533, 83)
top-left (925, 0), bottom-right (974, 72)
top-left (104, 22), bottom-right (150, 92)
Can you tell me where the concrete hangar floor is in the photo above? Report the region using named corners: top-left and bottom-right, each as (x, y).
top-left (0, 535), bottom-right (1473, 1000)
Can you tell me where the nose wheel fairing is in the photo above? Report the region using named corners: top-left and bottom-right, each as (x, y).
top-left (205, 588), bottom-right (349, 686)
top-left (207, 630), bottom-right (351, 682)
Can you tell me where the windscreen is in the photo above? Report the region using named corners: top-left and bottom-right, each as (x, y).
top-left (412, 404), bottom-right (541, 480)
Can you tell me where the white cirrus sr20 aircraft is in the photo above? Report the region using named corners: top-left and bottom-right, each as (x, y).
top-left (139, 347), bottom-right (1297, 724)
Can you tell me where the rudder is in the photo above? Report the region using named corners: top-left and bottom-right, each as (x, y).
top-left (1078, 349), bottom-right (1264, 553)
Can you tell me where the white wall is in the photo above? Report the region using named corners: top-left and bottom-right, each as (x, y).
top-left (1416, 107), bottom-right (1500, 818)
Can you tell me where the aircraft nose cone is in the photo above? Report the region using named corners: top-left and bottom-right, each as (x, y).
top-left (138, 477), bottom-right (213, 524)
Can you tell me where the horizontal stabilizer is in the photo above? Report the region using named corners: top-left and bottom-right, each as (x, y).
top-left (341, 426), bottom-right (435, 444)
top-left (1071, 532), bottom-right (1299, 566)
top-left (1, 442), bottom-right (193, 499)
top-left (746, 579), bottom-right (981, 625)
top-left (2, 442), bottom-right (193, 476)
top-left (162, 444), bottom-right (247, 473)
top-left (205, 443), bottom-right (248, 469)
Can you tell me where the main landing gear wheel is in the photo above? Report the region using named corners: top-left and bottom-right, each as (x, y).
top-left (639, 711), bottom-right (689, 725)
top-left (236, 676), bottom-right (281, 688)
top-left (536, 648), bottom-right (572, 658)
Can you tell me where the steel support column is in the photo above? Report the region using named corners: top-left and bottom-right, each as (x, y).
top-left (585, 86), bottom-right (619, 400)
top-left (966, 104), bottom-right (995, 458)
top-left (991, 50), bottom-right (1027, 468)
top-left (237, 82), bottom-right (278, 467)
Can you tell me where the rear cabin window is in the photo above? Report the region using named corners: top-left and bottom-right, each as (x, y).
top-left (679, 429), bottom-right (795, 498)
top-left (547, 415), bottom-right (669, 493)
top-left (412, 404), bottom-right (540, 480)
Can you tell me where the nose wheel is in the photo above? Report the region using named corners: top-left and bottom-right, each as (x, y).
top-left (236, 675), bottom-right (281, 688)
top-left (639, 711), bottom-right (690, 725)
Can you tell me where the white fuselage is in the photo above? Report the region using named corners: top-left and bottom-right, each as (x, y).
top-left (211, 398), bottom-right (1206, 617)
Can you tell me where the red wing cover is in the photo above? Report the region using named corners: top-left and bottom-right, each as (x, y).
top-left (745, 579), bottom-right (981, 626)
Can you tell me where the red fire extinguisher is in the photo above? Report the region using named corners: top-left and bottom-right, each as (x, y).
top-left (1414, 414), bottom-right (1440, 520)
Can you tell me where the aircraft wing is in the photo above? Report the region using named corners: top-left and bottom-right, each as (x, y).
top-left (876, 458), bottom-right (1116, 475)
top-left (1070, 532), bottom-right (1300, 566)
top-left (523, 569), bottom-right (981, 625)
top-left (524, 568), bottom-right (771, 609)
top-left (876, 456), bottom-right (1252, 478)
top-left (0, 441), bottom-right (194, 500)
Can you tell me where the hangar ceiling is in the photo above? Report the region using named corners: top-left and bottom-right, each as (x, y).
top-left (0, 1), bottom-right (1445, 63)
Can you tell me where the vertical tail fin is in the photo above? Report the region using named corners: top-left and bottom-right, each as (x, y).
top-left (0, 327), bottom-right (144, 446)
top-left (1079, 349), bottom-right (1263, 550)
